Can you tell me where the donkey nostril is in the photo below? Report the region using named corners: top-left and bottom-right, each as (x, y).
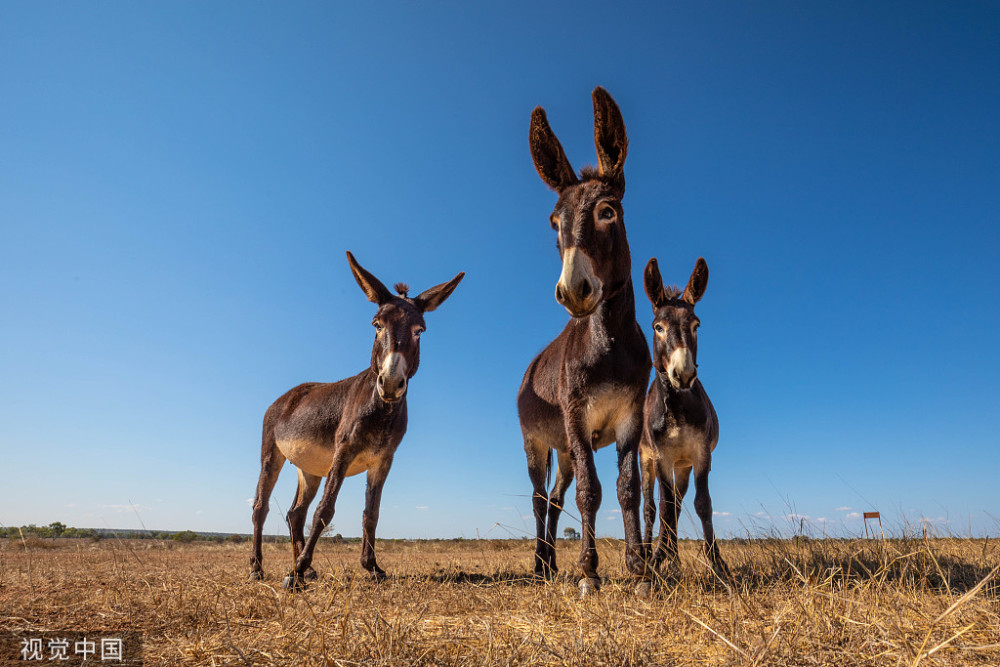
top-left (579, 281), bottom-right (592, 299)
top-left (555, 285), bottom-right (565, 303)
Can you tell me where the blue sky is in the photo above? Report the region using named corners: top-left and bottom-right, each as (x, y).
top-left (2, 2), bottom-right (998, 540)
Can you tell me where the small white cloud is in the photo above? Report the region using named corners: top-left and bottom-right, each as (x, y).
top-left (817, 517), bottom-right (828, 523)
top-left (609, 509), bottom-right (621, 515)
top-left (713, 511), bottom-right (731, 517)
top-left (502, 506), bottom-right (515, 511)
top-left (415, 506), bottom-right (429, 511)
top-left (784, 513), bottom-right (809, 521)
top-left (845, 512), bottom-right (861, 520)
top-left (64, 503), bottom-right (77, 508)
top-left (753, 511), bottom-right (771, 519)
top-left (836, 506), bottom-right (852, 512)
top-left (245, 498), bottom-right (255, 507)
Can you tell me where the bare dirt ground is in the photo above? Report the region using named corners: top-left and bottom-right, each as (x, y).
top-left (2, 536), bottom-right (999, 665)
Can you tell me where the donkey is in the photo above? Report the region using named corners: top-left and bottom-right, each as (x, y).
top-left (639, 257), bottom-right (729, 582)
top-left (249, 251), bottom-right (463, 589)
top-left (518, 87), bottom-right (652, 595)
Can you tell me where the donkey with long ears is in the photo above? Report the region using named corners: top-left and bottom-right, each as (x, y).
top-left (249, 251), bottom-right (464, 589)
top-left (639, 256), bottom-right (729, 582)
top-left (518, 87), bottom-right (652, 595)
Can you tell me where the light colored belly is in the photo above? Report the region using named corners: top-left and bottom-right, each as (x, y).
top-left (277, 438), bottom-right (371, 478)
top-left (585, 386), bottom-right (635, 450)
top-left (655, 427), bottom-right (707, 470)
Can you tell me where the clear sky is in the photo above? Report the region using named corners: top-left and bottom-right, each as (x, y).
top-left (2, 2), bottom-right (998, 541)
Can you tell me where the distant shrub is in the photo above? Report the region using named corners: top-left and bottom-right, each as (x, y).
top-left (172, 530), bottom-right (198, 543)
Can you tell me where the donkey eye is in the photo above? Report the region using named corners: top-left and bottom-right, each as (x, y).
top-left (598, 205), bottom-right (616, 221)
top-left (549, 214), bottom-right (560, 230)
top-left (414, 327), bottom-right (424, 337)
top-left (373, 322), bottom-right (383, 332)
top-left (654, 323), bottom-right (665, 334)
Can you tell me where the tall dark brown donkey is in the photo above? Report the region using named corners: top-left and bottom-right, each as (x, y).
top-left (249, 251), bottom-right (463, 589)
top-left (640, 257), bottom-right (729, 583)
top-left (518, 88), bottom-right (652, 596)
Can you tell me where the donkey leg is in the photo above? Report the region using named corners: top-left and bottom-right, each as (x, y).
top-left (615, 411), bottom-right (648, 580)
top-left (693, 461), bottom-right (730, 580)
top-left (543, 450), bottom-right (574, 577)
top-left (566, 415), bottom-right (602, 594)
top-left (285, 454), bottom-right (349, 591)
top-left (635, 449), bottom-right (658, 598)
top-left (361, 458), bottom-right (392, 581)
top-left (250, 434), bottom-right (285, 581)
top-left (525, 437), bottom-right (553, 580)
top-left (640, 450), bottom-right (657, 557)
top-left (287, 469), bottom-right (321, 582)
top-left (655, 469), bottom-right (683, 572)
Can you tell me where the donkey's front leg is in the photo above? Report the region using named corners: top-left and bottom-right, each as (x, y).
top-left (693, 462), bottom-right (730, 582)
top-left (616, 408), bottom-right (649, 582)
top-left (565, 411), bottom-right (601, 596)
top-left (284, 453), bottom-right (350, 591)
top-left (361, 457), bottom-right (393, 581)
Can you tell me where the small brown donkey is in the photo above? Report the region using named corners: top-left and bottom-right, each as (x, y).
top-left (640, 257), bottom-right (729, 582)
top-left (249, 251), bottom-right (463, 589)
top-left (518, 87), bottom-right (652, 595)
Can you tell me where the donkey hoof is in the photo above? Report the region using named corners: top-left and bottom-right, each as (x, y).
top-left (282, 574), bottom-right (308, 592)
top-left (634, 580), bottom-right (653, 599)
top-left (303, 567), bottom-right (319, 582)
top-left (578, 577), bottom-right (600, 598)
top-left (370, 568), bottom-right (387, 583)
top-left (248, 570), bottom-right (264, 582)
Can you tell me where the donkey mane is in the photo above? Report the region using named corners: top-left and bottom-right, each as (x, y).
top-left (578, 165), bottom-right (602, 181)
top-left (662, 285), bottom-right (682, 300)
top-left (393, 282), bottom-right (410, 297)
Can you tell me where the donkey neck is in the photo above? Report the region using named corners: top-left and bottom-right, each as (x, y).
top-left (582, 278), bottom-right (639, 341)
top-left (655, 369), bottom-right (703, 415)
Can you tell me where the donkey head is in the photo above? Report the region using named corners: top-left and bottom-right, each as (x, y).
top-left (529, 87), bottom-right (631, 318)
top-left (346, 251), bottom-right (464, 403)
top-left (643, 257), bottom-right (709, 390)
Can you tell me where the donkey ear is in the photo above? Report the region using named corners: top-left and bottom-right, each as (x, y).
top-left (643, 258), bottom-right (666, 308)
top-left (592, 87), bottom-right (628, 186)
top-left (414, 271), bottom-right (465, 313)
top-left (346, 251), bottom-right (394, 305)
top-left (682, 257), bottom-right (709, 305)
top-left (530, 107), bottom-right (578, 192)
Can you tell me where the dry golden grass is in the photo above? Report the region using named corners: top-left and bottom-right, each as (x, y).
top-left (2, 536), bottom-right (1000, 665)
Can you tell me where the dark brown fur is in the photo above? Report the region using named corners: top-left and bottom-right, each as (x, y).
top-left (249, 251), bottom-right (463, 589)
top-left (518, 88), bottom-right (652, 590)
top-left (640, 257), bottom-right (729, 580)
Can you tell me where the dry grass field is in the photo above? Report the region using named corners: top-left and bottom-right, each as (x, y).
top-left (2, 535), bottom-right (1000, 666)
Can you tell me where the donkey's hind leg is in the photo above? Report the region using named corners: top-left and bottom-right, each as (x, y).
top-left (640, 450), bottom-right (657, 556)
top-left (287, 468), bottom-right (321, 582)
top-left (250, 433), bottom-right (286, 581)
top-left (525, 436), bottom-right (554, 580)
top-left (543, 450), bottom-right (574, 576)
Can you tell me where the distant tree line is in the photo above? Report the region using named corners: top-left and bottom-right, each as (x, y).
top-left (0, 522), bottom-right (276, 543)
